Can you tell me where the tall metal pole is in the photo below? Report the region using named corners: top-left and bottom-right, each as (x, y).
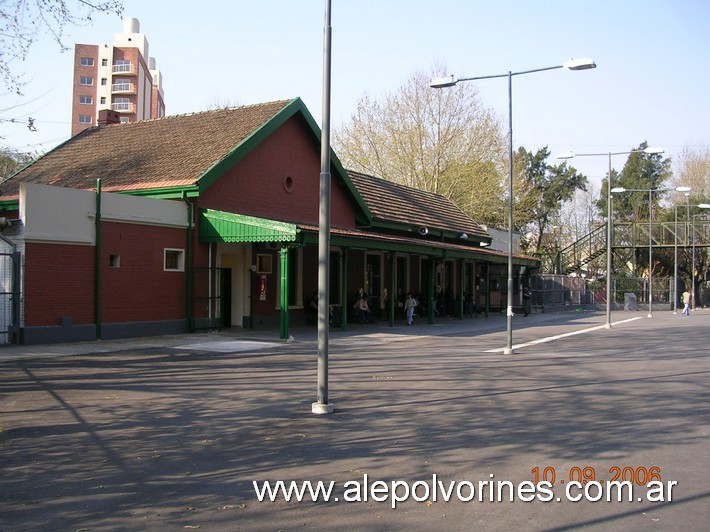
top-left (605, 153), bottom-right (613, 328)
top-left (313, 0), bottom-right (334, 414)
top-left (648, 189), bottom-right (653, 318)
top-left (504, 71), bottom-right (514, 355)
top-left (692, 215), bottom-right (696, 312)
top-left (673, 205), bottom-right (678, 314)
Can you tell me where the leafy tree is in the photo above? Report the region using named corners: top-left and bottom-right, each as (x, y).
top-left (1, 0), bottom-right (124, 94)
top-left (333, 65), bottom-right (508, 227)
top-left (596, 142), bottom-right (672, 222)
top-left (516, 146), bottom-right (588, 259)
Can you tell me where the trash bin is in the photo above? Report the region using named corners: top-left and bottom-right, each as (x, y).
top-left (624, 292), bottom-right (637, 311)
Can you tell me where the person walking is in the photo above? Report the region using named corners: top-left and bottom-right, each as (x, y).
top-left (682, 289), bottom-right (692, 316)
top-left (404, 293), bottom-right (418, 326)
top-left (522, 286), bottom-right (532, 317)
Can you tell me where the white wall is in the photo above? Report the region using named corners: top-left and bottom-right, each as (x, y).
top-left (20, 183), bottom-right (188, 245)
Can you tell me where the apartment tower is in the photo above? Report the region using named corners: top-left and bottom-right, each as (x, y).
top-left (71, 17), bottom-right (165, 136)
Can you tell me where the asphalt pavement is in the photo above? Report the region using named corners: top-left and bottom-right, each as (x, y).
top-left (1, 308), bottom-right (708, 530)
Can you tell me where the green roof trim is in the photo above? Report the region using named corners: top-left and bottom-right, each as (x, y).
top-left (116, 185), bottom-right (201, 199)
top-left (199, 209), bottom-right (300, 243)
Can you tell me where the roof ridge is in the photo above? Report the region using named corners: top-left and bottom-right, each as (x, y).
top-left (97, 98), bottom-right (296, 129)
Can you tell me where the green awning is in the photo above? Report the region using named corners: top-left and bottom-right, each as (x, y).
top-left (199, 209), bottom-right (299, 243)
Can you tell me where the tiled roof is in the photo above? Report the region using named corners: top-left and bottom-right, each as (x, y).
top-left (0, 99), bottom-right (294, 201)
top-left (346, 170), bottom-right (490, 241)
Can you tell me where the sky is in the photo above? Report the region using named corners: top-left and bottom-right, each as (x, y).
top-left (1, 0), bottom-right (709, 190)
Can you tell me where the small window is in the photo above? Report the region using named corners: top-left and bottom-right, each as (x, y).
top-left (101, 58), bottom-right (108, 67)
top-left (101, 78), bottom-right (108, 86)
top-left (119, 117), bottom-right (129, 124)
top-left (100, 96), bottom-right (107, 104)
top-left (78, 115), bottom-right (92, 124)
top-left (109, 255), bottom-right (120, 268)
top-left (80, 57), bottom-right (94, 67)
top-left (79, 95), bottom-right (93, 105)
top-left (256, 254), bottom-right (272, 274)
top-left (164, 249), bottom-right (185, 271)
top-left (79, 76), bottom-right (93, 86)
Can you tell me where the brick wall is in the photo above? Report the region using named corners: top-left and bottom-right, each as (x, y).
top-left (24, 221), bottom-right (187, 327)
top-left (198, 115), bottom-right (359, 228)
top-left (100, 221), bottom-right (186, 322)
top-left (24, 242), bottom-right (95, 326)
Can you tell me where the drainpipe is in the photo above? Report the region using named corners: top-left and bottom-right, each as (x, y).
top-left (95, 179), bottom-right (102, 340)
top-left (182, 193), bottom-right (194, 331)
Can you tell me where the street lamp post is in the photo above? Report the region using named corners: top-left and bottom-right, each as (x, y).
top-left (432, 58), bottom-right (596, 354)
top-left (313, 0), bottom-right (334, 415)
top-left (556, 147), bottom-right (663, 328)
top-left (611, 185), bottom-right (690, 318)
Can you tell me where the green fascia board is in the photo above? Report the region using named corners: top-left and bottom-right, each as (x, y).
top-left (200, 209), bottom-right (299, 243)
top-left (116, 185), bottom-right (200, 199)
top-left (300, 230), bottom-right (534, 265)
top-left (195, 97), bottom-right (373, 222)
top-left (368, 219), bottom-right (492, 245)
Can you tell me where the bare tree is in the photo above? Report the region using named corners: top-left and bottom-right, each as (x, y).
top-left (674, 146), bottom-right (710, 202)
top-left (1, 0), bottom-right (124, 94)
top-left (333, 65), bottom-right (508, 227)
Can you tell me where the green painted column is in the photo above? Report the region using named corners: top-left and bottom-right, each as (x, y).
top-left (279, 247), bottom-right (289, 339)
top-left (428, 258), bottom-right (435, 325)
top-left (458, 259), bottom-right (465, 320)
top-left (95, 179), bottom-right (101, 340)
top-left (340, 249), bottom-right (348, 330)
top-left (484, 264), bottom-right (490, 318)
top-left (389, 253), bottom-right (395, 326)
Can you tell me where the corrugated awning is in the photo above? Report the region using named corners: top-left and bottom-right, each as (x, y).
top-left (199, 209), bottom-right (299, 243)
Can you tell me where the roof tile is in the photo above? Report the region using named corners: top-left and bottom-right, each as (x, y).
top-left (0, 99), bottom-right (293, 200)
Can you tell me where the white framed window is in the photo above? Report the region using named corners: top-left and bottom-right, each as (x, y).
top-left (100, 78), bottom-right (108, 86)
top-left (80, 57), bottom-right (94, 67)
top-left (101, 58), bottom-right (108, 67)
top-left (79, 95), bottom-right (93, 105)
top-left (79, 76), bottom-right (93, 86)
top-left (164, 248), bottom-right (185, 272)
top-left (100, 96), bottom-right (107, 104)
top-left (78, 115), bottom-right (92, 124)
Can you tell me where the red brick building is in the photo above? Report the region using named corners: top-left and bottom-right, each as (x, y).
top-left (0, 98), bottom-right (537, 345)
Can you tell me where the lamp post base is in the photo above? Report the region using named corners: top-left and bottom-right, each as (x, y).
top-left (312, 402), bottom-right (334, 415)
top-left (503, 348), bottom-right (515, 355)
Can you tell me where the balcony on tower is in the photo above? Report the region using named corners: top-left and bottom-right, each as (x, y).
top-left (112, 60), bottom-right (135, 75)
top-left (111, 80), bottom-right (136, 94)
top-left (111, 98), bottom-right (136, 113)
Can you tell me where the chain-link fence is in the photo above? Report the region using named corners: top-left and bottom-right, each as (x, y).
top-left (531, 274), bottom-right (673, 311)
